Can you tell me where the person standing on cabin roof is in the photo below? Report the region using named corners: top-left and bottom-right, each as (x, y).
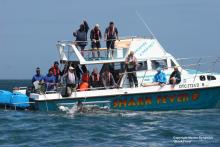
top-left (125, 51), bottom-right (138, 87)
top-left (104, 21), bottom-right (119, 59)
top-left (50, 61), bottom-right (61, 83)
top-left (153, 67), bottom-right (167, 87)
top-left (90, 67), bottom-right (101, 89)
top-left (101, 65), bottom-right (116, 89)
top-left (90, 24), bottom-right (102, 59)
top-left (169, 66), bottom-right (181, 86)
top-left (73, 20), bottom-right (89, 57)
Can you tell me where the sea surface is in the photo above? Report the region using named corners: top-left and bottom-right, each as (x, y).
top-left (0, 80), bottom-right (220, 147)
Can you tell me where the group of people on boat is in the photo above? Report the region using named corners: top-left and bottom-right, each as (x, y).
top-left (73, 20), bottom-right (119, 59)
top-left (31, 61), bottom-right (118, 96)
top-left (32, 55), bottom-right (181, 97)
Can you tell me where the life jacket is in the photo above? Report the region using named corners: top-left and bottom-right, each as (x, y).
top-left (51, 66), bottom-right (60, 76)
top-left (79, 82), bottom-right (89, 91)
top-left (91, 73), bottom-right (100, 82)
top-left (107, 26), bottom-right (116, 39)
top-left (82, 73), bottom-right (89, 82)
top-left (93, 29), bottom-right (100, 40)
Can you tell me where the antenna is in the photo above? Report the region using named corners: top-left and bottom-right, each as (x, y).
top-left (135, 11), bottom-right (157, 39)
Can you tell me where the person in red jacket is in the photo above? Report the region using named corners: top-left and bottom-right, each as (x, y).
top-left (50, 61), bottom-right (61, 83)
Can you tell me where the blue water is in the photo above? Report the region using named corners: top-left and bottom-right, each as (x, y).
top-left (0, 80), bottom-right (220, 146)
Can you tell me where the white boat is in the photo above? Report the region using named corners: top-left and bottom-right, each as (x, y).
top-left (22, 36), bottom-right (220, 111)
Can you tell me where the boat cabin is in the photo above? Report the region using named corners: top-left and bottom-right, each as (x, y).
top-left (57, 37), bottom-right (183, 88)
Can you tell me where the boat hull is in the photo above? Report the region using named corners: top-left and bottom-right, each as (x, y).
top-left (32, 86), bottom-right (220, 111)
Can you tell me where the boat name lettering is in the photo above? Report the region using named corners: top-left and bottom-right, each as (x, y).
top-left (179, 83), bottom-right (199, 89)
top-left (113, 92), bottom-right (200, 108)
top-left (135, 41), bottom-right (155, 56)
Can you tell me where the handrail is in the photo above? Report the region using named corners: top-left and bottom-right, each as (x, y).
top-left (57, 36), bottom-right (150, 44)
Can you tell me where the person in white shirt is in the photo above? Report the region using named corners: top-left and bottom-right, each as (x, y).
top-left (63, 66), bottom-right (76, 96)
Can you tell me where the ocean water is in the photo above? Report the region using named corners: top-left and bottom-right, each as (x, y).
top-left (0, 80), bottom-right (220, 147)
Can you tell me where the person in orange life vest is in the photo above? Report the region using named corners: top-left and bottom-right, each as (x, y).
top-left (104, 21), bottom-right (119, 58)
top-left (90, 24), bottom-right (102, 59)
top-left (81, 65), bottom-right (89, 82)
top-left (101, 66), bottom-right (116, 89)
top-left (79, 65), bottom-right (90, 91)
top-left (73, 20), bottom-right (89, 57)
top-left (50, 61), bottom-right (61, 83)
top-left (89, 67), bottom-right (101, 88)
top-left (125, 51), bottom-right (138, 87)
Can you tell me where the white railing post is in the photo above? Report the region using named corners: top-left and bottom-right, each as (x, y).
top-left (193, 58), bottom-right (202, 83)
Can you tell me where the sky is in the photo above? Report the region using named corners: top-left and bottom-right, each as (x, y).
top-left (0, 0), bottom-right (220, 79)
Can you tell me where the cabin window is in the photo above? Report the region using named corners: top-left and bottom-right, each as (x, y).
top-left (207, 75), bottom-right (216, 81)
top-left (151, 59), bottom-right (167, 70)
top-left (171, 59), bottom-right (176, 67)
top-left (137, 61), bottom-right (148, 71)
top-left (200, 75), bottom-right (206, 81)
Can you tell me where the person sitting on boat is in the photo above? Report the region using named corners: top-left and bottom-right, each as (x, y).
top-left (62, 66), bottom-right (76, 96)
top-left (125, 51), bottom-right (138, 87)
top-left (90, 24), bottom-right (102, 59)
top-left (74, 64), bottom-right (82, 84)
top-left (90, 67), bottom-right (101, 89)
top-left (73, 20), bottom-right (89, 57)
top-left (153, 67), bottom-right (167, 87)
top-left (104, 21), bottom-right (119, 58)
top-left (101, 66), bottom-right (117, 89)
top-left (169, 66), bottom-right (181, 86)
top-left (78, 65), bottom-right (90, 91)
top-left (44, 68), bottom-right (56, 91)
top-left (32, 67), bottom-right (44, 92)
top-left (50, 61), bottom-right (61, 83)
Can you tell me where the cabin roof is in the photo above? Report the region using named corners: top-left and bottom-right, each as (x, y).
top-left (57, 37), bottom-right (170, 65)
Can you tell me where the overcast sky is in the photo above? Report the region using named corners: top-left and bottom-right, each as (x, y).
top-left (0, 0), bottom-right (220, 79)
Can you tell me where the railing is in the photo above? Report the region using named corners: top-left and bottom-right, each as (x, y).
top-left (57, 36), bottom-right (151, 61)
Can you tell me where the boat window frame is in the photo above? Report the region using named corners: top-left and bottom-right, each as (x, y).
top-left (150, 59), bottom-right (168, 70)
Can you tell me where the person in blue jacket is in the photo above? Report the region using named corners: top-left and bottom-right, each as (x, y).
top-left (73, 20), bottom-right (89, 57)
top-left (44, 69), bottom-right (56, 91)
top-left (32, 67), bottom-right (44, 83)
top-left (32, 67), bottom-right (44, 92)
top-left (153, 67), bottom-right (167, 86)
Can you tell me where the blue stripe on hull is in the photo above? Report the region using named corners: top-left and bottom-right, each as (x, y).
top-left (34, 87), bottom-right (220, 111)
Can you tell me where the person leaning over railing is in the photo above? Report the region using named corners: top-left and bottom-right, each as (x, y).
top-left (104, 21), bottom-right (119, 59)
top-left (89, 67), bottom-right (102, 89)
top-left (125, 51), bottom-right (138, 87)
top-left (101, 66), bottom-right (117, 89)
top-left (90, 24), bottom-right (102, 59)
top-left (73, 20), bottom-right (89, 57)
